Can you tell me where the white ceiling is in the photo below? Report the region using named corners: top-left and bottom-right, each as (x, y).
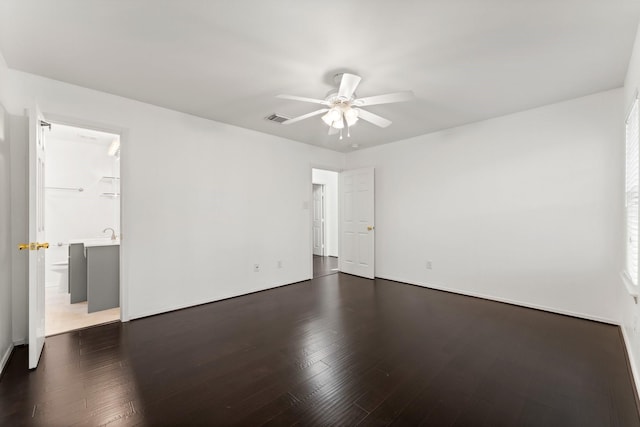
top-left (1, 1), bottom-right (639, 152)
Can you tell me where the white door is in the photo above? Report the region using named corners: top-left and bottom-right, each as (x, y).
top-left (312, 184), bottom-right (325, 256)
top-left (27, 104), bottom-right (48, 368)
top-left (339, 168), bottom-right (375, 279)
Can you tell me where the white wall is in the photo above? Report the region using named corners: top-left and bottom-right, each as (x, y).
top-left (0, 96), bottom-right (13, 372)
top-left (0, 50), bottom-right (8, 108)
top-left (9, 114), bottom-right (28, 345)
top-left (619, 20), bottom-right (640, 397)
top-left (45, 136), bottom-right (120, 287)
top-left (0, 48), bottom-right (14, 372)
top-left (312, 169), bottom-right (339, 257)
top-left (4, 69), bottom-right (344, 335)
top-left (346, 89), bottom-right (623, 323)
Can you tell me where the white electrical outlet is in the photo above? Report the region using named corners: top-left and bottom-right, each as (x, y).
top-left (277, 260), bottom-right (283, 268)
top-left (426, 260), bottom-right (432, 270)
top-left (254, 264), bottom-right (260, 272)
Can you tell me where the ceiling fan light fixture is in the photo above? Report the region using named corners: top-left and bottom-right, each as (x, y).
top-left (331, 118), bottom-right (345, 129)
top-left (322, 107), bottom-right (342, 128)
top-left (344, 108), bottom-right (359, 127)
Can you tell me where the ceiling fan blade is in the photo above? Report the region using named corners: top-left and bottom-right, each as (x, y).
top-left (282, 108), bottom-right (330, 125)
top-left (355, 108), bottom-right (392, 128)
top-left (277, 94), bottom-right (330, 105)
top-left (337, 73), bottom-right (362, 100)
top-left (354, 91), bottom-right (415, 107)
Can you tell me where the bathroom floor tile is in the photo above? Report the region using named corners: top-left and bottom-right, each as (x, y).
top-left (46, 286), bottom-right (120, 336)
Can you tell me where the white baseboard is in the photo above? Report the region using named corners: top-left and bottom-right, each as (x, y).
top-left (376, 275), bottom-right (618, 325)
top-left (1, 343), bottom-right (14, 375)
top-left (620, 325), bottom-right (640, 401)
top-left (129, 278), bottom-right (309, 321)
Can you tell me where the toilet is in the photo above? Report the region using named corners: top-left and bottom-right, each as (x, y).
top-left (51, 261), bottom-right (69, 293)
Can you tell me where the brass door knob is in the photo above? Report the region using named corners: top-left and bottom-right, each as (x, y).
top-left (18, 242), bottom-right (49, 250)
top-left (367, 226), bottom-right (375, 231)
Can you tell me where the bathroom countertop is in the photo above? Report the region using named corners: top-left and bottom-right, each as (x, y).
top-left (85, 241), bottom-right (120, 247)
top-left (69, 238), bottom-right (120, 247)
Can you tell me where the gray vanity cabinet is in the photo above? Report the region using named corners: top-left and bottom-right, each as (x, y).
top-left (68, 242), bottom-right (120, 313)
top-left (87, 245), bottom-right (120, 313)
top-left (69, 243), bottom-right (87, 303)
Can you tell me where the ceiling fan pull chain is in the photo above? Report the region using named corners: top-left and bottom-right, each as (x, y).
top-left (347, 124), bottom-right (351, 138)
top-left (339, 128), bottom-right (343, 140)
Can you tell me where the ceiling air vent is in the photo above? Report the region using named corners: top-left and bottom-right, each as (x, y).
top-left (265, 113), bottom-right (290, 124)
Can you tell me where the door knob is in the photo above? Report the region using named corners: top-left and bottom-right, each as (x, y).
top-left (367, 226), bottom-right (375, 231)
top-left (18, 242), bottom-right (49, 251)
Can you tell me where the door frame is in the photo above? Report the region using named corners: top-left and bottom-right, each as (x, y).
top-left (311, 183), bottom-right (327, 256)
top-left (309, 165), bottom-right (341, 279)
top-left (43, 112), bottom-right (130, 322)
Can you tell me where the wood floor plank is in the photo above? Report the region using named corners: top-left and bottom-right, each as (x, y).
top-left (0, 273), bottom-right (638, 426)
top-left (313, 255), bottom-right (339, 278)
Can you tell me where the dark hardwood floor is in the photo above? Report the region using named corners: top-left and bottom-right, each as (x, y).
top-left (1, 273), bottom-right (638, 426)
top-left (313, 255), bottom-right (338, 278)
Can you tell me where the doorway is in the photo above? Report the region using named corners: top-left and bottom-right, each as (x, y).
top-left (44, 122), bottom-right (122, 336)
top-left (312, 168), bottom-right (339, 278)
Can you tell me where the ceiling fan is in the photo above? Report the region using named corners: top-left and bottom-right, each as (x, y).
top-left (277, 73), bottom-right (414, 140)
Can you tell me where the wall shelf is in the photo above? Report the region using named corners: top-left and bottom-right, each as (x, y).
top-left (46, 186), bottom-right (84, 192)
top-left (100, 176), bottom-right (120, 183)
top-left (100, 176), bottom-right (120, 199)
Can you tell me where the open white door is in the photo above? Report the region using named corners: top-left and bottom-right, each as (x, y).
top-left (26, 103), bottom-right (48, 368)
top-left (339, 168), bottom-right (375, 279)
top-left (312, 184), bottom-right (325, 256)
